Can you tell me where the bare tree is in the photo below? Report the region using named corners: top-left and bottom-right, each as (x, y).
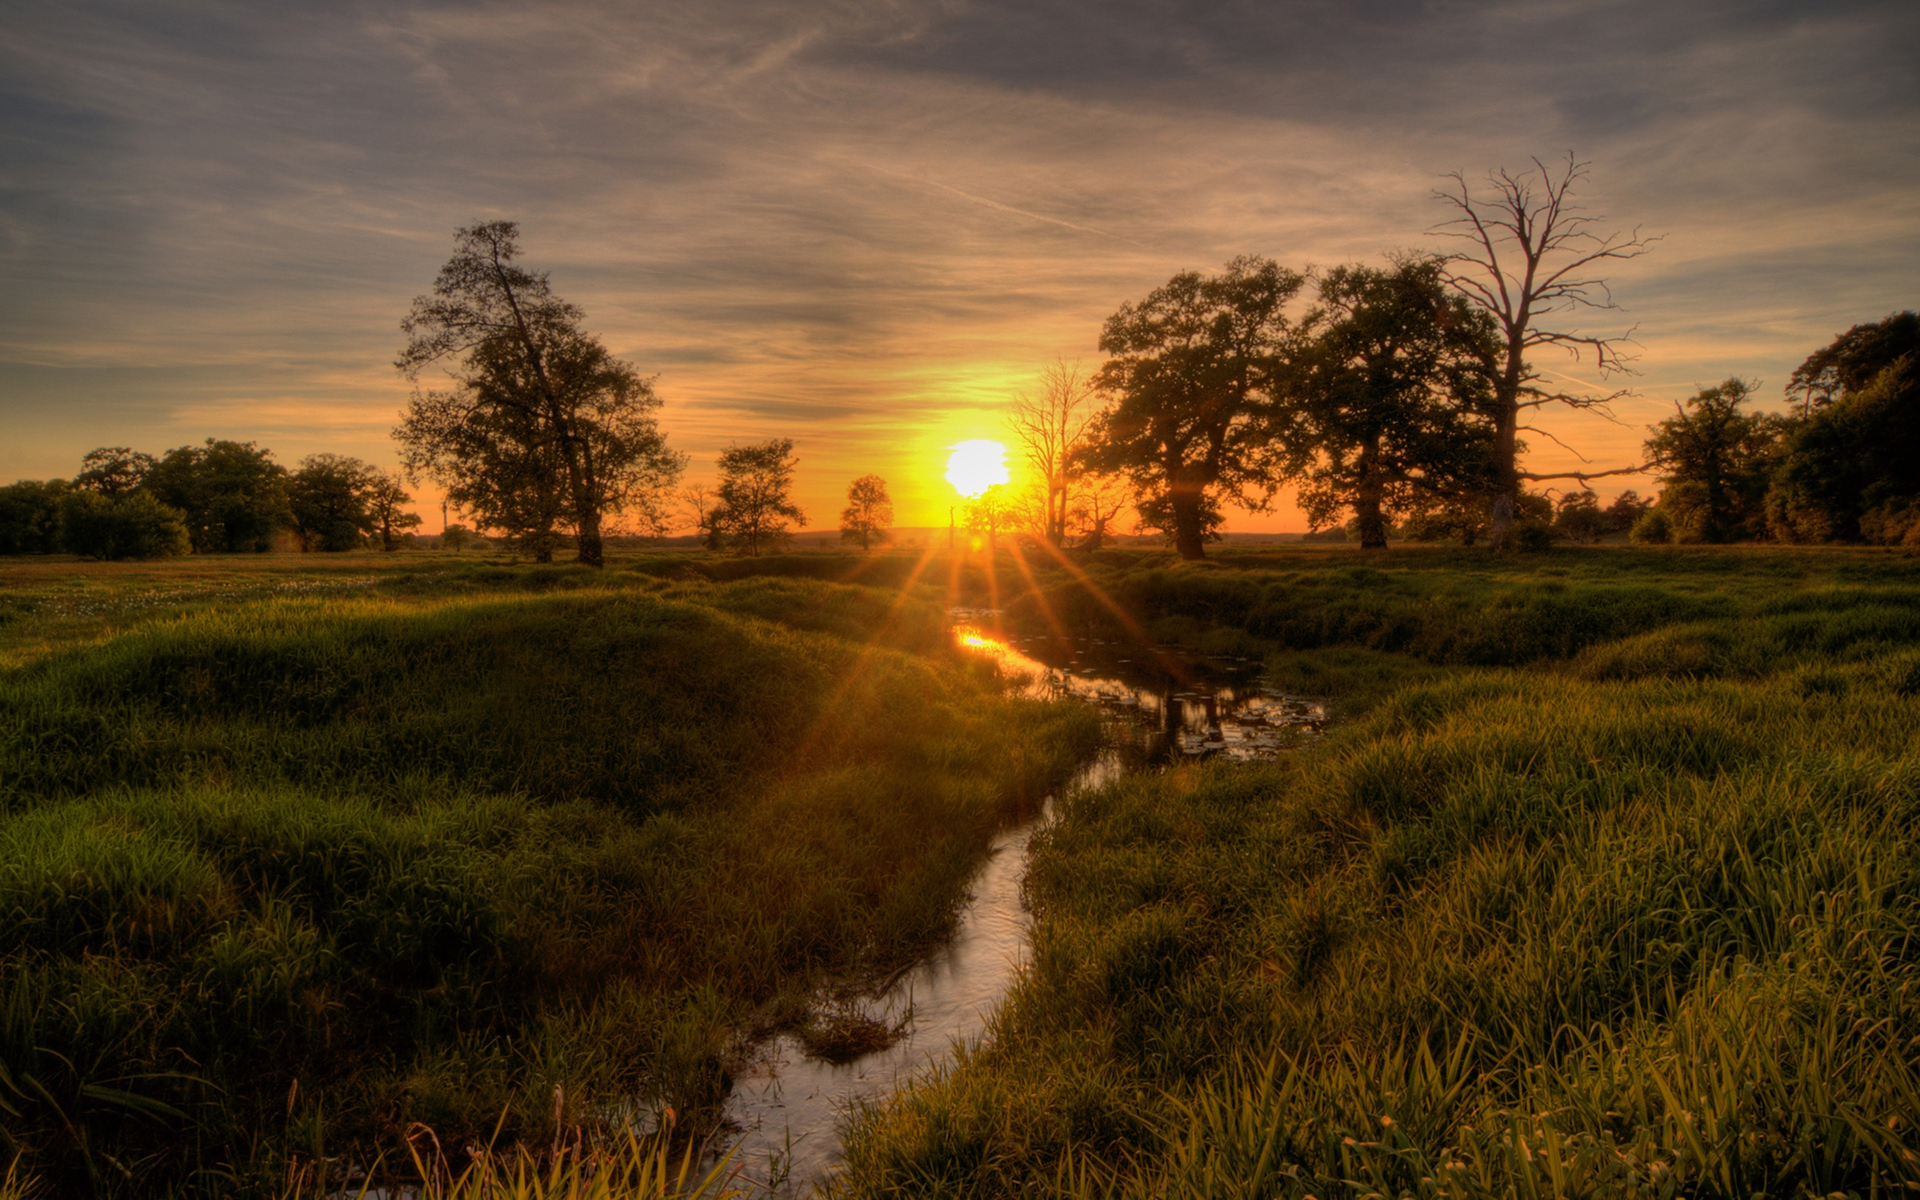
top-left (1007, 360), bottom-right (1098, 546)
top-left (1433, 155), bottom-right (1658, 542)
top-left (1068, 472), bottom-right (1132, 551)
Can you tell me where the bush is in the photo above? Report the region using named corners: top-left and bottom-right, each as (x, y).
top-left (1628, 507), bottom-right (1673, 544)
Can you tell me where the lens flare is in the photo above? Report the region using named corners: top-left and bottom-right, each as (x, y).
top-left (945, 440), bottom-right (1010, 498)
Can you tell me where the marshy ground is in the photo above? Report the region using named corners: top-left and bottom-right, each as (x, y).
top-left (4, 544), bottom-right (1919, 1197)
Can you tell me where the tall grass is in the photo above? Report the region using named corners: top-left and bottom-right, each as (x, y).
top-left (0, 565), bottom-right (1099, 1195)
top-left (835, 548), bottom-right (1920, 1198)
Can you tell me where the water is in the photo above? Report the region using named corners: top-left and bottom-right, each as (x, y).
top-left (716, 619), bottom-right (1323, 1194)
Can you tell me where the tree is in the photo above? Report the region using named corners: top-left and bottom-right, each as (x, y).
top-left (288, 454), bottom-right (378, 552)
top-left (1292, 258), bottom-right (1501, 549)
top-left (1434, 155), bottom-right (1658, 544)
top-left (397, 221), bottom-right (685, 567)
top-left (0, 480), bottom-right (68, 555)
top-left (61, 491), bottom-right (190, 560)
top-left (144, 439), bottom-right (290, 553)
top-left (1067, 472), bottom-right (1131, 551)
top-left (1086, 256), bottom-right (1305, 560)
top-left (712, 439), bottom-right (805, 556)
top-left (1768, 329), bottom-right (1920, 542)
top-left (1786, 310), bottom-right (1919, 416)
top-left (839, 475), bottom-right (893, 551)
top-left (364, 471), bottom-right (423, 551)
top-left (1008, 361), bottom-right (1098, 547)
top-left (1643, 378), bottom-right (1785, 542)
top-left (74, 447), bottom-right (156, 499)
top-left (1553, 492), bottom-right (1606, 543)
top-left (1602, 489), bottom-right (1653, 534)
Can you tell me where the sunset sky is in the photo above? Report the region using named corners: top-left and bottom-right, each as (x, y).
top-left (3, 1), bottom-right (1916, 532)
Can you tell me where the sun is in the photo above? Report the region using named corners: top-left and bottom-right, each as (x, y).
top-left (945, 439), bottom-right (1010, 498)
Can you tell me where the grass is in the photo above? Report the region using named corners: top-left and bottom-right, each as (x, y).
top-left (832, 543), bottom-right (1920, 1198)
top-left (0, 550), bottom-right (1099, 1195)
top-left (11, 541), bottom-right (1920, 1198)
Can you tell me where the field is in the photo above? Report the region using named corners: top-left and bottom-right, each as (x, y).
top-left (834, 544), bottom-right (1920, 1198)
top-left (0, 551), bottom-right (1098, 1196)
top-left (5, 543), bottom-right (1920, 1198)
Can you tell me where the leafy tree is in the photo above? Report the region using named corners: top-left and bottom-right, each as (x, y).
top-left (1602, 489), bottom-right (1653, 534)
top-left (61, 490), bottom-right (190, 560)
top-left (0, 480), bottom-right (68, 555)
top-left (1786, 310), bottom-right (1919, 415)
top-left (1086, 256), bottom-right (1304, 560)
top-left (144, 439), bottom-right (290, 553)
top-left (1768, 342), bottom-right (1920, 542)
top-left (1553, 492), bottom-right (1605, 543)
top-left (713, 438), bottom-right (805, 556)
top-left (1008, 361), bottom-right (1099, 547)
top-left (288, 454), bottom-right (378, 552)
top-left (73, 447), bottom-right (156, 498)
top-left (1434, 155), bottom-right (1657, 544)
top-left (364, 472), bottom-right (422, 551)
top-left (839, 475), bottom-right (893, 551)
top-left (1293, 258), bottom-right (1500, 549)
top-left (1643, 378), bottom-right (1785, 542)
top-left (397, 221), bottom-right (684, 567)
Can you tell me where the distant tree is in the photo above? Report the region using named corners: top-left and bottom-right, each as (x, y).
top-left (1643, 378), bottom-right (1786, 542)
top-left (713, 438), bottom-right (805, 556)
top-left (839, 475), bottom-right (893, 551)
top-left (1553, 492), bottom-right (1606, 543)
top-left (962, 483), bottom-right (1018, 544)
top-left (364, 471), bottom-right (423, 551)
top-left (0, 480), bottom-right (69, 555)
top-left (679, 484), bottom-right (725, 550)
top-left (1067, 472), bottom-right (1131, 551)
top-left (1786, 310), bottom-right (1919, 416)
top-left (1434, 155), bottom-right (1658, 544)
top-left (144, 439), bottom-right (290, 553)
top-left (1008, 361), bottom-right (1099, 547)
top-left (397, 221), bottom-right (685, 567)
top-left (1602, 489), bottom-right (1653, 534)
top-left (1293, 258), bottom-right (1501, 549)
top-left (1086, 257), bottom-right (1305, 560)
top-left (61, 490), bottom-right (190, 560)
top-left (440, 523), bottom-right (478, 552)
top-left (74, 447), bottom-right (156, 499)
top-left (288, 454), bottom-right (379, 552)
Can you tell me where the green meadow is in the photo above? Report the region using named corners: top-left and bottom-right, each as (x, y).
top-left (6, 545), bottom-right (1920, 1197)
top-left (835, 544), bottom-right (1920, 1198)
top-left (0, 553), bottom-right (1097, 1195)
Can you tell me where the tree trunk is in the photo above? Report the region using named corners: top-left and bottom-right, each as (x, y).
top-left (1490, 331), bottom-right (1525, 545)
top-left (1355, 437), bottom-right (1389, 549)
top-left (1170, 487), bottom-right (1207, 561)
top-left (575, 507), bottom-right (603, 566)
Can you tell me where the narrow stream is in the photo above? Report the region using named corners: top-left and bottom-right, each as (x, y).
top-left (717, 619), bottom-right (1324, 1194)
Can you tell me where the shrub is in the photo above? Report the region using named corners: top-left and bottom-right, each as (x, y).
top-left (1628, 506), bottom-right (1673, 544)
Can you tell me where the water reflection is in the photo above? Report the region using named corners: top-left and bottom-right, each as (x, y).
top-left (956, 622), bottom-right (1326, 761)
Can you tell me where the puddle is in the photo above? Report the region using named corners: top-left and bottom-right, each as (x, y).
top-left (715, 617), bottom-right (1324, 1194)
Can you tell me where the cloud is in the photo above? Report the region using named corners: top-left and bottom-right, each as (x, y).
top-left (1, 0), bottom-right (1915, 524)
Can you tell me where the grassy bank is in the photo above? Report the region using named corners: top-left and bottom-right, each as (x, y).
top-left (836, 545), bottom-right (1920, 1198)
top-left (0, 555), bottom-right (1099, 1195)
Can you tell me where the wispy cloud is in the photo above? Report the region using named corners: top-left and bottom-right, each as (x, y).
top-left (2, 0), bottom-right (1915, 523)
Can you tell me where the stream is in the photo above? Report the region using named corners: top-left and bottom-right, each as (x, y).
top-left (716, 618), bottom-right (1326, 1194)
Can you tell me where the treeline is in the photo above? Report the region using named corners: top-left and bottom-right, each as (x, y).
top-left (0, 442), bottom-right (422, 560)
top-left (1632, 311), bottom-right (1920, 544)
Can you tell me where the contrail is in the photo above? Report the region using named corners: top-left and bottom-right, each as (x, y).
top-left (862, 162), bottom-right (1151, 249)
